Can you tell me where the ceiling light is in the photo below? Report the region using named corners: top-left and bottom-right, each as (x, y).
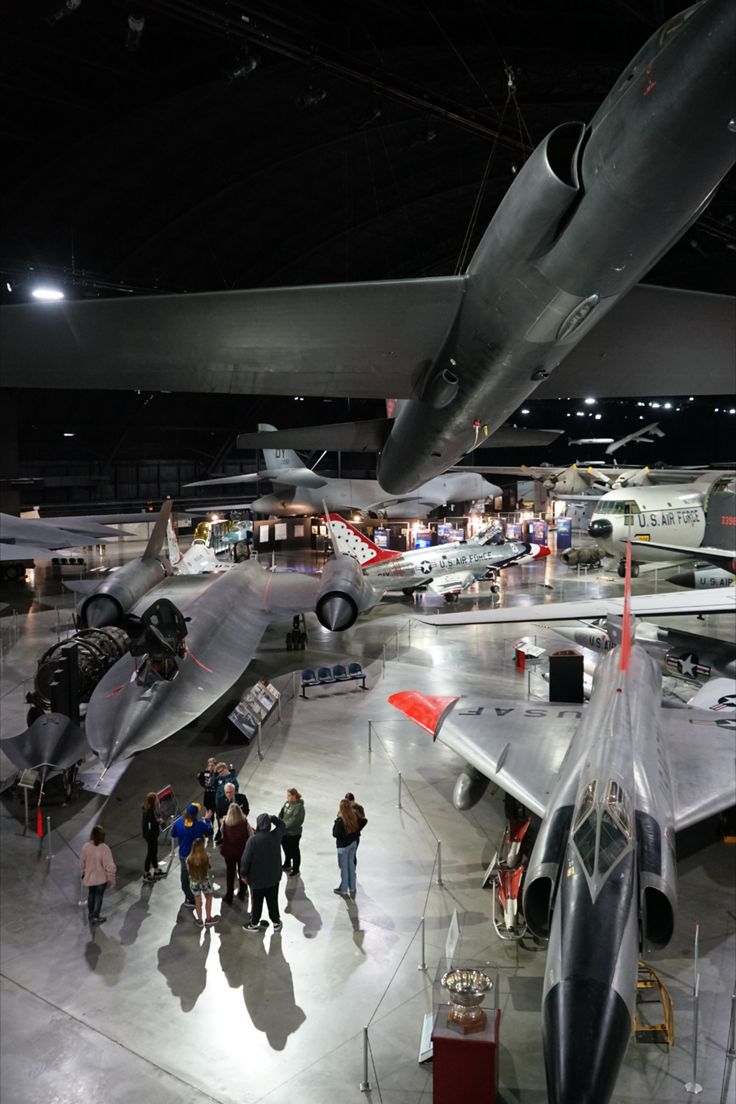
top-left (520, 408), bottom-right (530, 415)
top-left (651, 402), bottom-right (661, 408)
top-left (32, 286), bottom-right (64, 301)
top-left (663, 402), bottom-right (672, 409)
top-left (63, 432), bottom-right (75, 437)
top-left (575, 411), bottom-right (585, 417)
top-left (584, 397), bottom-right (596, 405)
top-left (594, 413), bottom-right (602, 420)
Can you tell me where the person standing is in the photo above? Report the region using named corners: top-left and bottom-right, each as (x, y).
top-left (221, 802), bottom-right (251, 905)
top-left (170, 803), bottom-right (214, 908)
top-left (80, 824), bottom-right (117, 924)
top-left (141, 791), bottom-right (165, 882)
top-left (197, 757), bottom-right (218, 821)
top-left (187, 838), bottom-right (217, 928)
top-left (333, 798), bottom-right (367, 897)
top-left (279, 788), bottom-right (305, 876)
top-left (242, 814), bottom-right (285, 932)
top-left (213, 762), bottom-right (241, 842)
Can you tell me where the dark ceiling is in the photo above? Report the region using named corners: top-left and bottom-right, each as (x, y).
top-left (1, 0), bottom-right (734, 492)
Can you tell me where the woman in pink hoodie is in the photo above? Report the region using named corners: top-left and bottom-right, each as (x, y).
top-left (80, 824), bottom-right (116, 924)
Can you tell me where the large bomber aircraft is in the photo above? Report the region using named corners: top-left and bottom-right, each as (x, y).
top-left (588, 473), bottom-right (736, 575)
top-left (325, 513), bottom-right (549, 602)
top-left (390, 546), bottom-right (735, 1104)
top-left (186, 425), bottom-right (503, 519)
top-left (1, 1), bottom-right (733, 496)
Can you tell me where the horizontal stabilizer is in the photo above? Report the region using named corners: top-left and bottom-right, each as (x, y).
top-left (237, 418), bottom-right (393, 452)
top-left (642, 541), bottom-right (736, 574)
top-left (476, 426), bottom-right (563, 449)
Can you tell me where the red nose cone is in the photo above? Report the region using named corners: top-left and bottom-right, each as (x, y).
top-left (535, 545), bottom-right (551, 558)
top-left (388, 691), bottom-right (458, 736)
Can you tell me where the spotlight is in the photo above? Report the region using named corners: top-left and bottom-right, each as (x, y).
top-left (31, 286), bottom-right (65, 301)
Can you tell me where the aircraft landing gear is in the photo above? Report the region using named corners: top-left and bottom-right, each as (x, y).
top-left (443, 593), bottom-right (460, 603)
top-left (285, 614), bottom-right (307, 650)
top-left (618, 560), bottom-right (640, 578)
top-left (402, 587), bottom-right (415, 598)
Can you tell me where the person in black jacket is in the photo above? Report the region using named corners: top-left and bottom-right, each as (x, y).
top-left (241, 814), bottom-right (285, 932)
top-left (332, 798), bottom-right (367, 897)
top-left (197, 757), bottom-right (218, 820)
top-left (141, 792), bottom-right (164, 881)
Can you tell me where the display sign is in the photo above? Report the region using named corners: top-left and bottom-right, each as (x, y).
top-left (274, 523), bottom-right (287, 542)
top-left (258, 525), bottom-right (270, 543)
top-left (414, 529), bottom-right (432, 549)
top-left (506, 522), bottom-right (522, 540)
top-left (449, 528), bottom-right (465, 542)
top-left (556, 517), bottom-right (573, 550)
top-left (530, 518), bottom-right (548, 543)
top-left (373, 528), bottom-right (390, 548)
top-left (294, 524), bottom-right (304, 538)
top-left (436, 523), bottom-right (452, 544)
top-left (228, 679), bottom-right (281, 741)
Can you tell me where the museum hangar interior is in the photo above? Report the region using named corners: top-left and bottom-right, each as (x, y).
top-left (0, 2), bottom-right (735, 1102)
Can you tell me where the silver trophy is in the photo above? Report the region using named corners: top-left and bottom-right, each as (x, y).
top-left (441, 968), bottom-right (493, 1033)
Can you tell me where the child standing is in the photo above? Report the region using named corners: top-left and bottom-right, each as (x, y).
top-left (186, 837), bottom-right (217, 928)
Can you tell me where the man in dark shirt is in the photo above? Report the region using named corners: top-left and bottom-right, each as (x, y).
top-left (242, 813), bottom-right (284, 932)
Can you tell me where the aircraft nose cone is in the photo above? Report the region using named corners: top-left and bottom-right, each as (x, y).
top-left (81, 595), bottom-right (121, 628)
top-left (316, 594), bottom-right (357, 631)
top-left (543, 979), bottom-right (631, 1104)
top-left (588, 518), bottom-right (612, 540)
top-left (667, 570), bottom-right (694, 588)
top-left (534, 544), bottom-right (551, 558)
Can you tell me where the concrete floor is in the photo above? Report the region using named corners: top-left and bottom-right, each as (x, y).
top-left (0, 536), bottom-right (734, 1103)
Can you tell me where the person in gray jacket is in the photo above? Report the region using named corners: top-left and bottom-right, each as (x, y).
top-left (279, 787), bottom-right (305, 877)
top-left (242, 813), bottom-right (285, 932)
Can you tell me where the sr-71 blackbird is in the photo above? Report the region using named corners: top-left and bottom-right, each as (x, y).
top-left (390, 546), bottom-right (735, 1104)
top-left (1, 1), bottom-right (733, 494)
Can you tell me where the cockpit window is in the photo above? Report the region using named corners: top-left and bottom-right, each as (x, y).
top-left (573, 816), bottom-right (597, 876)
top-left (596, 500), bottom-right (641, 515)
top-left (598, 810), bottom-right (627, 872)
top-left (574, 781), bottom-right (597, 830)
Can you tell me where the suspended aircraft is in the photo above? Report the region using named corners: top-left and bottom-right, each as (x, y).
top-left (324, 513), bottom-right (549, 601)
top-left (0, 512), bottom-right (134, 566)
top-left (390, 545), bottom-right (736, 1104)
top-left (1, 1), bottom-right (734, 496)
top-left (186, 425), bottom-right (503, 519)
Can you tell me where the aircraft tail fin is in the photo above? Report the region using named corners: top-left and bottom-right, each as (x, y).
top-left (166, 514), bottom-right (183, 566)
top-left (258, 423), bottom-right (305, 475)
top-left (143, 498), bottom-right (174, 561)
top-left (323, 513), bottom-right (402, 567)
top-left (618, 540), bottom-right (634, 674)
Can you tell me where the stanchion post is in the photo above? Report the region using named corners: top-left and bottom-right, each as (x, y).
top-left (418, 915), bottom-right (427, 971)
top-left (382, 644), bottom-right (386, 673)
top-left (686, 973), bottom-right (703, 1095)
top-left (436, 840), bottom-right (443, 886)
top-left (23, 787), bottom-right (29, 834)
top-left (693, 923), bottom-right (700, 996)
top-left (45, 815), bottom-right (54, 861)
top-left (292, 670), bottom-right (297, 699)
top-left (720, 991), bottom-right (736, 1104)
top-left (368, 720), bottom-right (372, 754)
top-left (359, 1026), bottom-right (372, 1092)
top-left (277, 696), bottom-right (282, 722)
top-left (257, 722), bottom-right (263, 760)
top-left (397, 772), bottom-right (403, 809)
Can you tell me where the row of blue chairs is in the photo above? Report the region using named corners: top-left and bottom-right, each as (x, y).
top-left (301, 662), bottom-right (367, 697)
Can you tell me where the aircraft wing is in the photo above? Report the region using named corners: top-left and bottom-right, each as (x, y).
top-left (533, 285), bottom-right (735, 399)
top-left (0, 542), bottom-right (69, 562)
top-left (415, 588), bottom-right (736, 626)
top-left (0, 277), bottom-right (465, 398)
top-left (641, 541), bottom-right (736, 574)
top-left (235, 422), bottom-right (563, 452)
top-left (389, 691), bottom-right (580, 817)
top-left (665, 704), bottom-right (736, 831)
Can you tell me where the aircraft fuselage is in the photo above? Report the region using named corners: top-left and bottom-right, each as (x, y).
top-left (377, 0), bottom-right (735, 492)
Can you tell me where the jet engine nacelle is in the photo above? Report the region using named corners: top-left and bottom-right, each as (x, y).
top-left (80, 557), bottom-right (170, 628)
top-left (522, 804), bottom-right (574, 939)
top-left (637, 811), bottom-right (676, 953)
top-left (315, 554), bottom-right (377, 631)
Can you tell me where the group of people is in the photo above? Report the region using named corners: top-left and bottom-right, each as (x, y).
top-left (78, 759), bottom-right (367, 932)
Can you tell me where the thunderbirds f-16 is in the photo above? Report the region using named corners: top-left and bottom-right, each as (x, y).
top-left (186, 425), bottom-right (503, 519)
top-left (325, 513), bottom-right (549, 601)
top-left (391, 545), bottom-right (736, 1104)
top-left (1, 1), bottom-right (733, 495)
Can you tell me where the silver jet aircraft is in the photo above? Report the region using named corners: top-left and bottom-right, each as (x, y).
top-left (186, 425), bottom-right (502, 519)
top-left (325, 513), bottom-right (549, 601)
top-left (390, 548), bottom-right (735, 1104)
top-left (2, 1), bottom-right (733, 494)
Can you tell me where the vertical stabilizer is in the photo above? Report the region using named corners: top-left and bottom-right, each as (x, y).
top-left (324, 513), bottom-right (401, 566)
top-left (143, 498), bottom-right (173, 561)
top-left (166, 515), bottom-right (183, 566)
top-left (258, 423), bottom-right (305, 474)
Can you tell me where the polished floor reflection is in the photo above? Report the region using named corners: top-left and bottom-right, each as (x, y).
top-left (0, 537), bottom-right (734, 1103)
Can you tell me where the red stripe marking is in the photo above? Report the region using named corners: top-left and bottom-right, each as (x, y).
top-left (388, 691), bottom-right (459, 735)
top-left (185, 648), bottom-right (214, 673)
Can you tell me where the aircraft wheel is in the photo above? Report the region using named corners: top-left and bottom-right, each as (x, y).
top-left (402, 587), bottom-right (414, 597)
top-left (491, 585), bottom-right (500, 594)
top-left (631, 562), bottom-right (640, 578)
top-left (617, 561), bottom-right (626, 578)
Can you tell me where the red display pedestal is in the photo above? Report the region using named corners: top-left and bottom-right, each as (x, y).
top-left (432, 1004), bottom-right (501, 1103)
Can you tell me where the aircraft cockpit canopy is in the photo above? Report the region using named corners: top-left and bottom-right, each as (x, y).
top-left (594, 499), bottom-right (641, 515)
top-left (477, 524), bottom-right (505, 546)
top-left (572, 779), bottom-right (632, 877)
